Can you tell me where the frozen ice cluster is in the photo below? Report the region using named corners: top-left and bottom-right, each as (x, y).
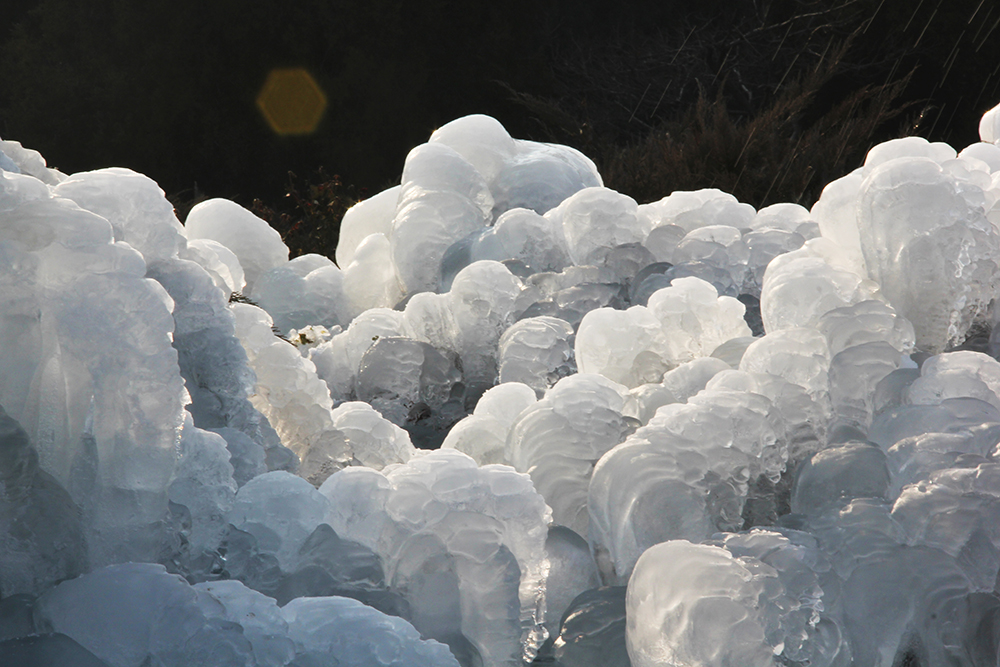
top-left (6, 105), bottom-right (1000, 666)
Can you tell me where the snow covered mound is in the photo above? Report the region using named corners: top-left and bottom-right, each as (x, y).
top-left (5, 104), bottom-right (1000, 666)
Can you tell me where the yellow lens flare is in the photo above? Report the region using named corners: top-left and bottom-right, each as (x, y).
top-left (256, 68), bottom-right (327, 136)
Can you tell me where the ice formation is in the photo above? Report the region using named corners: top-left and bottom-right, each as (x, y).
top-left (7, 102), bottom-right (1000, 666)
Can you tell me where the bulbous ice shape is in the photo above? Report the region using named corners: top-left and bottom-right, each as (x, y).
top-left (442, 382), bottom-right (537, 465)
top-left (342, 232), bottom-right (403, 319)
top-left (253, 254), bottom-right (349, 335)
top-left (857, 156), bottom-right (1000, 352)
top-left (629, 356), bottom-right (731, 424)
top-left (553, 187), bottom-right (645, 265)
top-left (980, 101), bottom-right (1000, 144)
top-left (907, 350), bottom-right (1000, 413)
top-left (740, 328), bottom-right (832, 404)
top-left (448, 260), bottom-right (522, 387)
top-left (321, 450), bottom-right (551, 667)
top-left (792, 440), bottom-right (891, 515)
top-left (55, 168), bottom-right (186, 262)
top-left (639, 188), bottom-right (756, 234)
top-left (231, 303), bottom-right (353, 485)
top-left (761, 239), bottom-right (881, 333)
top-left (816, 299), bottom-right (915, 356)
top-left (646, 277), bottom-right (752, 367)
top-left (498, 316), bottom-right (576, 397)
top-left (470, 207), bottom-right (571, 273)
top-left (429, 114), bottom-right (518, 183)
top-left (673, 225), bottom-right (749, 291)
top-left (589, 386), bottom-right (785, 582)
top-left (282, 596), bottom-right (460, 667)
top-left (184, 198), bottom-right (289, 293)
top-left (575, 306), bottom-right (669, 388)
top-left (507, 373), bottom-right (632, 537)
top-left (183, 237), bottom-right (245, 297)
top-left (492, 140), bottom-right (602, 216)
top-left (336, 185), bottom-right (401, 268)
top-left (626, 541), bottom-right (779, 667)
top-left (36, 563), bottom-right (253, 667)
top-left (0, 171), bottom-right (187, 566)
top-left (329, 401), bottom-right (414, 470)
top-left (391, 143), bottom-right (493, 295)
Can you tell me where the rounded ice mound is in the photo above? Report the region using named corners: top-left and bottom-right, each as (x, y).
top-left (672, 224), bottom-right (749, 290)
top-left (549, 186), bottom-right (646, 266)
top-left (646, 276), bottom-right (752, 366)
top-left (740, 328), bottom-right (832, 403)
top-left (857, 156), bottom-right (1000, 352)
top-left (430, 114), bottom-right (518, 183)
top-left (792, 440), bottom-right (891, 515)
top-left (507, 373), bottom-right (633, 536)
top-left (749, 202), bottom-right (818, 236)
top-left (589, 384), bottom-right (785, 582)
top-left (639, 188), bottom-right (756, 233)
top-left (391, 143), bottom-right (493, 295)
top-left (184, 238), bottom-right (245, 297)
top-left (321, 450), bottom-right (551, 667)
top-left (760, 238), bottom-right (881, 333)
top-left (907, 350), bottom-right (1000, 412)
top-left (575, 306), bottom-right (669, 388)
top-left (231, 302), bottom-right (352, 484)
top-left (863, 136), bottom-right (957, 173)
top-left (282, 596), bottom-right (460, 667)
top-left (55, 167), bottom-right (185, 262)
top-left (336, 185), bottom-right (401, 268)
top-left (252, 254), bottom-right (349, 335)
top-left (467, 207), bottom-right (571, 274)
top-left (329, 401), bottom-right (414, 469)
top-left (980, 101), bottom-right (1000, 144)
top-left (626, 541), bottom-right (780, 667)
top-left (492, 139), bottom-right (602, 216)
top-left (35, 563), bottom-right (254, 667)
top-left (498, 316), bottom-right (576, 396)
top-left (185, 198), bottom-right (289, 293)
top-left (441, 382), bottom-right (537, 465)
top-left (342, 232), bottom-right (404, 319)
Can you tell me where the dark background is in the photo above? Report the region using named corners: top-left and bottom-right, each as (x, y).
top-left (2, 0), bottom-right (999, 219)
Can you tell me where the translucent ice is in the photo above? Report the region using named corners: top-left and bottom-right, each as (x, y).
top-left (442, 382), bottom-right (537, 465)
top-left (252, 253), bottom-right (349, 335)
top-left (498, 316), bottom-right (576, 396)
top-left (507, 373), bottom-right (633, 536)
top-left (322, 450), bottom-right (551, 666)
top-left (857, 156), bottom-right (1000, 351)
top-left (184, 198), bottom-right (289, 293)
top-left (626, 541), bottom-right (781, 667)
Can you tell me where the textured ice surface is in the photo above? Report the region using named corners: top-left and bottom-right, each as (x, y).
top-left (13, 106), bottom-right (1000, 667)
top-left (646, 276), bottom-right (752, 366)
top-left (282, 596), bottom-right (460, 667)
top-left (336, 185), bottom-right (401, 268)
top-left (231, 302), bottom-right (348, 485)
top-left (442, 382), bottom-right (537, 465)
top-left (498, 316), bottom-right (576, 396)
top-left (589, 382), bottom-right (786, 582)
top-left (761, 238), bottom-right (881, 332)
top-left (321, 450), bottom-right (551, 666)
top-left (507, 373), bottom-right (632, 537)
top-left (626, 541), bottom-right (782, 667)
top-left (858, 156), bottom-right (1000, 351)
top-left (252, 253), bottom-right (349, 335)
top-left (0, 170), bottom-right (186, 566)
top-left (184, 198), bottom-right (289, 294)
